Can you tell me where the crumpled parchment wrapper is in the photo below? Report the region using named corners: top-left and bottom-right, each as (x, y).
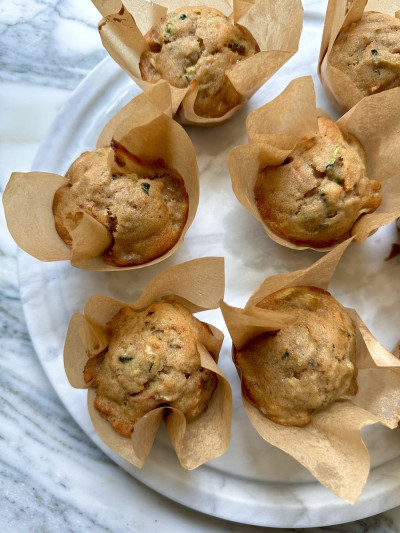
top-left (91, 0), bottom-right (303, 126)
top-left (220, 238), bottom-right (400, 503)
top-left (64, 257), bottom-right (232, 469)
top-left (3, 82), bottom-right (199, 270)
top-left (393, 340), bottom-right (400, 359)
top-left (227, 75), bottom-right (400, 252)
top-left (221, 239), bottom-right (400, 504)
top-left (319, 0), bottom-right (400, 113)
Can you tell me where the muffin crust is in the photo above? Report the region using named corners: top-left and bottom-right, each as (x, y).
top-left (84, 301), bottom-right (218, 437)
top-left (139, 6), bottom-right (259, 118)
top-left (53, 147), bottom-right (188, 266)
top-left (235, 286), bottom-right (358, 426)
top-left (329, 11), bottom-right (400, 97)
top-left (254, 116), bottom-right (381, 247)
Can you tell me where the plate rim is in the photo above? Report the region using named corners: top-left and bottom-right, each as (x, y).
top-left (17, 23), bottom-right (400, 530)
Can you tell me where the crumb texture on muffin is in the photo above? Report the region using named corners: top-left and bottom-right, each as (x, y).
top-left (53, 147), bottom-right (188, 266)
top-left (329, 11), bottom-right (400, 97)
top-left (235, 286), bottom-right (358, 426)
top-left (83, 301), bottom-right (218, 436)
top-left (254, 116), bottom-right (381, 247)
top-left (139, 6), bottom-right (259, 118)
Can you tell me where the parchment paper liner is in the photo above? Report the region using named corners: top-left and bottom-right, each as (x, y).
top-left (227, 75), bottom-right (400, 252)
top-left (3, 82), bottom-right (199, 271)
top-left (319, 0), bottom-right (400, 113)
top-left (64, 257), bottom-right (232, 469)
top-left (221, 239), bottom-right (400, 503)
top-left (91, 0), bottom-right (303, 126)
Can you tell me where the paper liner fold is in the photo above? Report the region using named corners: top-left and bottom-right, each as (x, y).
top-left (227, 75), bottom-right (400, 252)
top-left (318, 0), bottom-right (400, 113)
top-left (2, 171), bottom-right (70, 261)
top-left (3, 82), bottom-right (199, 271)
top-left (221, 242), bottom-right (400, 503)
top-left (64, 257), bottom-right (232, 469)
top-left (243, 398), bottom-right (378, 503)
top-left (393, 340), bottom-right (400, 359)
top-left (92, 0), bottom-right (303, 126)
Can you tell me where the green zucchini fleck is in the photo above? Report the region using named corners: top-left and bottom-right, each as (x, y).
top-left (119, 356), bottom-right (133, 363)
top-left (314, 223), bottom-right (329, 232)
top-left (371, 49), bottom-right (378, 55)
top-left (179, 14), bottom-right (187, 20)
top-left (141, 182), bottom-right (150, 195)
top-left (325, 146), bottom-right (340, 172)
top-left (281, 350), bottom-right (289, 360)
top-left (164, 22), bottom-right (173, 38)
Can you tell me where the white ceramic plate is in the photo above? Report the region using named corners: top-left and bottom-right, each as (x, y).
top-left (18, 4), bottom-right (400, 528)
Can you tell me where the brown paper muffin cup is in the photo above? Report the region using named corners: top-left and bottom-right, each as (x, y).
top-left (2, 82), bottom-right (199, 271)
top-left (318, 0), bottom-right (400, 113)
top-left (221, 239), bottom-right (400, 504)
top-left (220, 238), bottom-right (400, 503)
top-left (227, 75), bottom-right (400, 252)
top-left (91, 0), bottom-right (303, 126)
top-left (64, 257), bottom-right (232, 469)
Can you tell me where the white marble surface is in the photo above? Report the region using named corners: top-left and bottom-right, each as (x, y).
top-left (1, 1), bottom-right (400, 531)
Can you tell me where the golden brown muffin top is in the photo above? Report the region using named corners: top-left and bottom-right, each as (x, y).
top-left (254, 116), bottom-right (381, 247)
top-left (84, 301), bottom-right (218, 437)
top-left (53, 147), bottom-right (188, 266)
top-left (329, 11), bottom-right (400, 97)
top-left (139, 6), bottom-right (259, 118)
top-left (235, 286), bottom-right (358, 426)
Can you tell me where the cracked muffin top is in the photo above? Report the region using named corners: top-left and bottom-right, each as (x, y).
top-left (329, 11), bottom-right (400, 99)
top-left (254, 116), bottom-right (381, 247)
top-left (234, 286), bottom-right (358, 426)
top-left (83, 301), bottom-right (219, 437)
top-left (52, 146), bottom-right (188, 266)
top-left (139, 6), bottom-right (259, 118)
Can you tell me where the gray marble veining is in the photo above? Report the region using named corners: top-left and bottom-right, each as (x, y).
top-left (0, 0), bottom-right (106, 89)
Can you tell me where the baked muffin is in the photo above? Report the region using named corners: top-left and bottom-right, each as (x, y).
top-left (254, 116), bottom-right (381, 247)
top-left (53, 146), bottom-right (188, 266)
top-left (139, 6), bottom-right (260, 118)
top-left (83, 301), bottom-right (219, 437)
top-left (329, 12), bottom-right (400, 98)
top-left (234, 286), bottom-right (358, 426)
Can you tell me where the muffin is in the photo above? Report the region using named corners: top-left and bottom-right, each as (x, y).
top-left (139, 6), bottom-right (260, 118)
top-left (83, 300), bottom-right (219, 437)
top-left (234, 286), bottom-right (358, 426)
top-left (254, 116), bottom-right (382, 247)
top-left (329, 11), bottom-right (400, 98)
top-left (53, 146), bottom-right (188, 266)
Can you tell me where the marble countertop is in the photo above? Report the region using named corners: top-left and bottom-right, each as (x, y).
top-left (1, 1), bottom-right (400, 531)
